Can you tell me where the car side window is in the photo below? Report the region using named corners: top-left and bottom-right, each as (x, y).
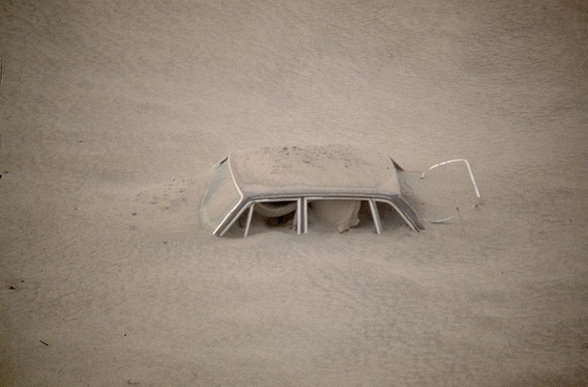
top-left (237, 199), bottom-right (302, 238)
top-left (373, 199), bottom-right (416, 231)
top-left (302, 198), bottom-right (382, 234)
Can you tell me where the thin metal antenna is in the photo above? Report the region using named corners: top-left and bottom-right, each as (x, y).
top-left (456, 207), bottom-right (464, 233)
top-left (429, 216), bottom-right (456, 224)
top-left (420, 159), bottom-right (481, 201)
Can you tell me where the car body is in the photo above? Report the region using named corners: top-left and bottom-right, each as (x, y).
top-left (200, 144), bottom-right (425, 237)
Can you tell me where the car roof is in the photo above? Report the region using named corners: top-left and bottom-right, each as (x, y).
top-left (228, 144), bottom-right (402, 198)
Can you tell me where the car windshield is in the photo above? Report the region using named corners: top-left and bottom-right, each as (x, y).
top-left (200, 159), bottom-right (242, 232)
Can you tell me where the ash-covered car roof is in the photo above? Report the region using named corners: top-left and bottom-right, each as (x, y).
top-left (201, 144), bottom-right (425, 236)
top-left (229, 144), bottom-right (402, 198)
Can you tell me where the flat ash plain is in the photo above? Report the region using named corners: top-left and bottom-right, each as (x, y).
top-left (1, 1), bottom-right (587, 386)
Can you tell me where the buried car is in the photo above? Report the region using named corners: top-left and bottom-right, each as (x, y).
top-left (200, 144), bottom-right (426, 237)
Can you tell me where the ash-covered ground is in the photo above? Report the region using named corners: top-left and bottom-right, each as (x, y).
top-left (1, 1), bottom-right (587, 386)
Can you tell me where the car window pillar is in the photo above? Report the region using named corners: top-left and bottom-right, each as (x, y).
top-left (301, 198), bottom-right (308, 234)
top-left (220, 207), bottom-right (241, 237)
top-left (369, 199), bottom-right (382, 235)
top-left (243, 203), bottom-right (255, 238)
top-left (296, 198), bottom-right (302, 235)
